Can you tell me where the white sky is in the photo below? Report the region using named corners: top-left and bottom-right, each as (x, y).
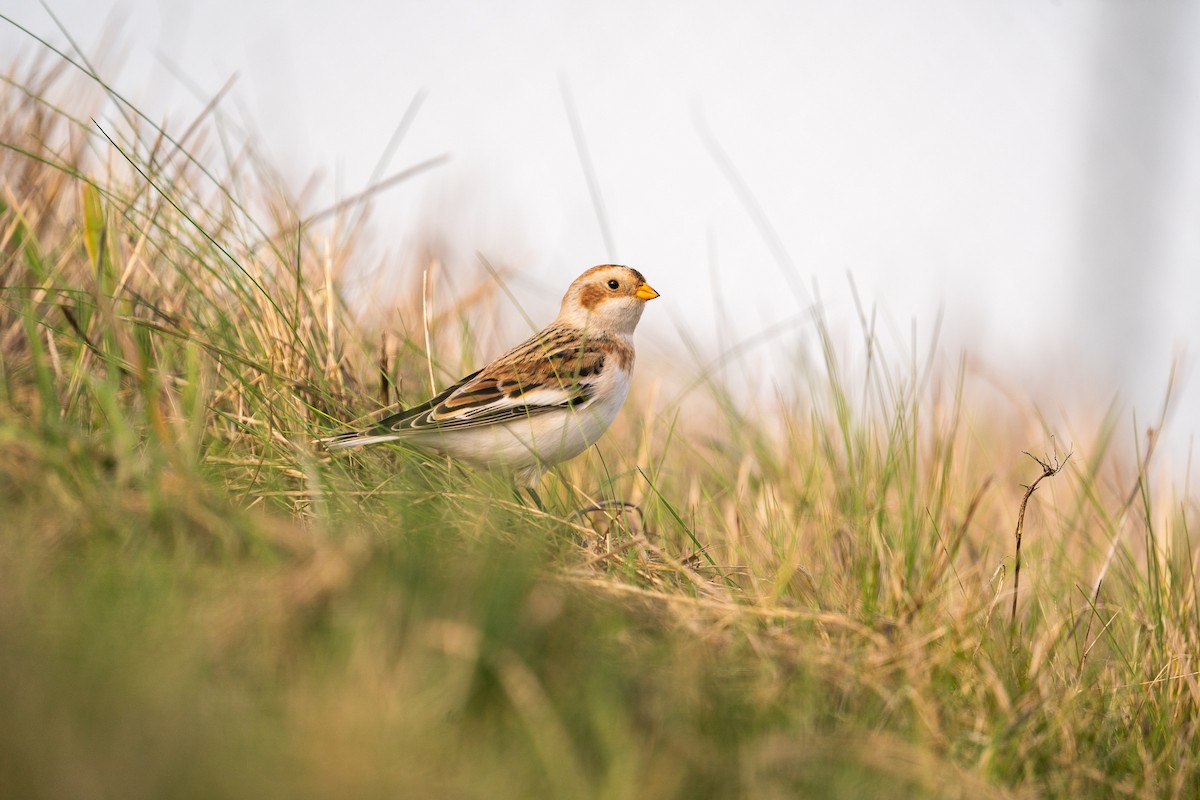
top-left (5, 0), bottom-right (1200, 471)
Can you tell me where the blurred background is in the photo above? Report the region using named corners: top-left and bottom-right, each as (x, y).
top-left (4, 0), bottom-right (1199, 472)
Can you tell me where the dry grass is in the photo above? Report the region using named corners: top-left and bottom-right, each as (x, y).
top-left (2, 35), bottom-right (1199, 800)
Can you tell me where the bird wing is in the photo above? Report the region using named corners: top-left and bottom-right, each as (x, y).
top-left (377, 327), bottom-right (610, 435)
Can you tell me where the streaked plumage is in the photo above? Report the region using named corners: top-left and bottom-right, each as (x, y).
top-left (319, 265), bottom-right (659, 485)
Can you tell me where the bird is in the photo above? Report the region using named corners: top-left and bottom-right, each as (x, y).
top-left (318, 264), bottom-right (659, 487)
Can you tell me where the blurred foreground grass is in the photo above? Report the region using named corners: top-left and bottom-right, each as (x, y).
top-left (2, 41), bottom-right (1198, 800)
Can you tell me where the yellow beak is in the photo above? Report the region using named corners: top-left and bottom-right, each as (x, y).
top-left (635, 282), bottom-right (660, 301)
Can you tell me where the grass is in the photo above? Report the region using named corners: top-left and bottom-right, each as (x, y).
top-left (3, 37), bottom-right (1199, 800)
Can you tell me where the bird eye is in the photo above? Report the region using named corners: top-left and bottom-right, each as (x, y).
top-left (607, 279), bottom-right (620, 290)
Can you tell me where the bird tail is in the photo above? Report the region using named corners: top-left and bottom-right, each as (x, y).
top-left (316, 430), bottom-right (403, 450)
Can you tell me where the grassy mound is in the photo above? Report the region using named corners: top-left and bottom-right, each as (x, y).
top-left (2, 42), bottom-right (1197, 799)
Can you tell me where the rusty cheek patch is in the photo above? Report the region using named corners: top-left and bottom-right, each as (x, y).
top-left (578, 284), bottom-right (606, 311)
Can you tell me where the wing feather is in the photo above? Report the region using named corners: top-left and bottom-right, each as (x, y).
top-left (374, 326), bottom-right (611, 435)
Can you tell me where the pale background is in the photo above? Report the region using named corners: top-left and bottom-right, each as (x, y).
top-left (4, 1), bottom-right (1199, 475)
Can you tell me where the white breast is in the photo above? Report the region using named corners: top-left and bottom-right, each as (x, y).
top-left (411, 360), bottom-right (633, 478)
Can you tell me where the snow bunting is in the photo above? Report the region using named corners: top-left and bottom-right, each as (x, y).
top-left (319, 265), bottom-right (659, 486)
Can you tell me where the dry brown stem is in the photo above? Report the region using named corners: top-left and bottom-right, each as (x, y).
top-left (1010, 446), bottom-right (1072, 628)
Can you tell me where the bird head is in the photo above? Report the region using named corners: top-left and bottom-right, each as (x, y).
top-left (557, 264), bottom-right (659, 336)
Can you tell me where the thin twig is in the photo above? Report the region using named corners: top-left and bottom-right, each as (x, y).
top-left (1011, 445), bottom-right (1072, 627)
